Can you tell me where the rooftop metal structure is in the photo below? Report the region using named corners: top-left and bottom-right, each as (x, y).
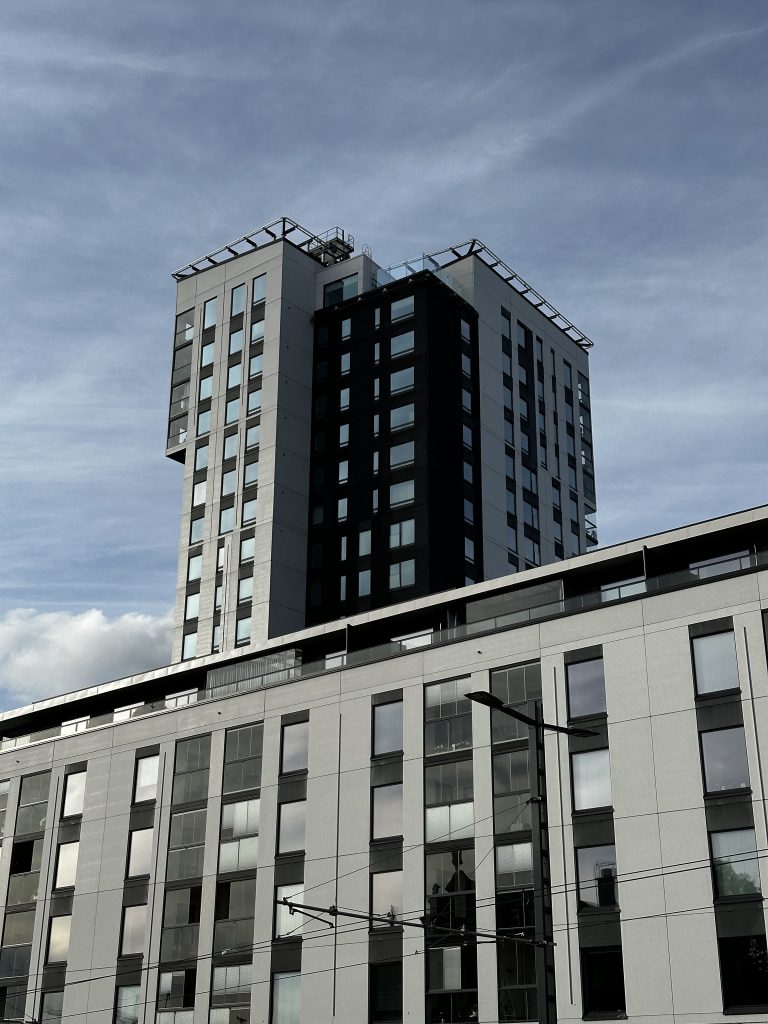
top-left (386, 238), bottom-right (595, 350)
top-left (172, 217), bottom-right (354, 281)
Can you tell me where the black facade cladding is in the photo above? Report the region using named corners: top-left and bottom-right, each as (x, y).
top-left (306, 271), bottom-right (482, 626)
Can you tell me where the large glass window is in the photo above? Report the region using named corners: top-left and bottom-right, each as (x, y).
top-left (426, 848), bottom-right (476, 932)
top-left (390, 403), bottom-right (415, 432)
top-left (391, 296), bottom-right (414, 321)
top-left (580, 947), bottom-right (626, 1015)
top-left (701, 727), bottom-right (750, 793)
top-left (389, 480), bottom-right (414, 507)
top-left (166, 808), bottom-right (207, 881)
top-left (372, 784), bottom-right (403, 840)
top-left (211, 963), bottom-right (252, 1010)
top-left (16, 772), bottom-right (50, 835)
top-left (389, 519), bottom-right (415, 549)
top-left (160, 886), bottom-right (201, 961)
top-left (425, 760), bottom-right (473, 842)
top-left (493, 750), bottom-right (531, 834)
top-left (281, 721), bottom-right (309, 774)
top-left (718, 935), bottom-right (768, 1009)
top-left (271, 972), bottom-right (300, 1024)
top-left (370, 962), bottom-right (402, 1024)
top-left (576, 845), bottom-right (617, 908)
top-left (371, 870), bottom-right (403, 925)
top-left (252, 274), bottom-right (266, 304)
top-left (224, 723), bottom-right (263, 794)
top-left (692, 631), bottom-right (739, 695)
top-left (158, 969), bottom-right (196, 1012)
top-left (219, 799), bottom-right (259, 873)
top-left (114, 986), bottom-right (140, 1024)
top-left (172, 736), bottom-right (211, 804)
top-left (390, 367), bottom-right (414, 394)
top-left (230, 284), bottom-right (246, 317)
top-left (54, 842), bottom-right (79, 889)
top-left (40, 991), bottom-right (63, 1024)
top-left (389, 559), bottom-right (415, 590)
top-left (46, 916), bottom-right (71, 964)
top-left (277, 801), bottom-right (306, 854)
top-left (323, 274), bottom-right (358, 306)
top-left (711, 829), bottom-right (761, 897)
top-left (391, 330), bottom-right (414, 357)
top-left (120, 904), bottom-right (146, 956)
top-left (373, 701), bottom-right (403, 756)
top-left (424, 679), bottom-right (472, 757)
top-left (390, 441), bottom-right (414, 468)
top-left (134, 754), bottom-right (159, 803)
top-left (566, 657), bottom-right (606, 718)
top-left (214, 877), bottom-right (256, 954)
top-left (571, 749), bottom-right (612, 811)
top-left (496, 842), bottom-right (533, 889)
top-left (127, 828), bottom-right (153, 878)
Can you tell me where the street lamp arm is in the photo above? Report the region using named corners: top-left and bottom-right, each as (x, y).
top-left (465, 692), bottom-right (599, 737)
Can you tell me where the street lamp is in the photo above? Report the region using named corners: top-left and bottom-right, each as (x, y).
top-left (466, 691), bottom-right (597, 1024)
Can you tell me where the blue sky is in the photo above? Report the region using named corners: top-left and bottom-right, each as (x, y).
top-left (1, 0), bottom-right (767, 705)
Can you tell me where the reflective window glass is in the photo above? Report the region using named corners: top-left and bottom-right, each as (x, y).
top-left (576, 845), bottom-right (617, 907)
top-left (62, 772), bottom-right (86, 817)
top-left (693, 631), bottom-right (739, 695)
top-left (371, 784), bottom-right (403, 839)
top-left (47, 916), bottom-right (71, 964)
top-left (203, 298), bottom-right (217, 330)
top-left (277, 802), bottom-right (306, 853)
top-left (701, 727), bottom-right (750, 793)
top-left (373, 702), bottom-right (403, 756)
top-left (711, 829), bottom-right (761, 897)
top-left (230, 284), bottom-right (245, 318)
top-left (281, 722), bottom-right (309, 774)
top-left (54, 842), bottom-right (78, 890)
top-left (572, 749), bottom-right (612, 811)
top-left (566, 657), bottom-right (606, 718)
top-left (134, 755), bottom-right (159, 803)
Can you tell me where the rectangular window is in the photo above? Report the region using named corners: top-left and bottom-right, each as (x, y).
top-left (46, 916), bottom-right (71, 964)
top-left (576, 845), bottom-right (617, 908)
top-left (338, 497), bottom-right (348, 521)
top-left (184, 592), bottom-right (199, 620)
top-left (62, 771), bottom-right (86, 817)
top-left (225, 397), bottom-right (240, 425)
top-left (252, 274), bottom-right (266, 304)
top-left (230, 284), bottom-right (245, 317)
top-left (371, 870), bottom-right (403, 925)
top-left (692, 631), bottom-right (739, 695)
top-left (223, 432), bottom-right (239, 460)
top-left (701, 727), bottom-right (750, 793)
top-left (247, 388), bottom-right (262, 415)
top-left (219, 799), bottom-right (259, 873)
top-left (213, 877), bottom-right (256, 954)
top-left (340, 387), bottom-right (350, 411)
top-left (341, 321), bottom-right (351, 344)
top-left (391, 296), bottom-right (414, 321)
top-left (370, 962), bottom-right (402, 1023)
top-left (496, 842), bottom-right (533, 889)
top-left (359, 567), bottom-right (371, 597)
top-left (275, 883), bottom-right (304, 938)
top-left (243, 497), bottom-right (257, 524)
top-left (277, 801), bottom-right (306, 854)
top-left (197, 410), bottom-right (210, 436)
top-left (462, 388), bottom-right (472, 412)
top-left (566, 657), bottom-right (606, 718)
top-left (323, 274), bottom-right (358, 306)
top-left (339, 423), bottom-right (349, 446)
top-left (390, 441), bottom-right (414, 468)
top-left (167, 808), bottom-right (207, 881)
top-left (194, 445), bottom-right (208, 471)
top-left (40, 992), bottom-right (63, 1024)
top-left (390, 403), bottom-right (414, 432)
top-left (134, 754), bottom-right (159, 803)
top-left (191, 480), bottom-right (206, 507)
top-left (182, 632), bottom-right (197, 659)
top-left (425, 759), bottom-right (473, 842)
top-left (572, 749), bottom-right (612, 811)
top-left (251, 318), bottom-right (265, 344)
top-left (373, 702), bottom-right (403, 756)
top-left (424, 678), bottom-right (472, 756)
top-left (223, 723), bottom-right (263, 794)
top-left (127, 828), bottom-right (153, 877)
top-left (203, 298), bottom-right (217, 330)
top-left (114, 986), bottom-right (140, 1024)
top-left (157, 969), bottom-right (196, 1012)
top-left (246, 423), bottom-right (260, 450)
top-left (718, 935), bottom-right (768, 1010)
top-left (198, 375), bottom-right (213, 401)
top-left (229, 328), bottom-right (244, 355)
top-left (389, 519), bottom-right (415, 549)
top-left (250, 351), bottom-right (263, 377)
top-left (338, 460), bottom-right (348, 484)
top-left (200, 340), bottom-right (214, 367)
top-left (220, 506), bottom-right (235, 534)
top-left (391, 330), bottom-right (414, 357)
top-left (389, 480), bottom-right (414, 507)
top-left (187, 554), bottom-right (202, 582)
top-left (53, 842), bottom-right (78, 890)
top-left (227, 363), bottom-right (241, 389)
top-left (281, 721), bottom-right (309, 774)
top-left (236, 617), bottom-right (251, 646)
top-left (244, 460), bottom-right (259, 487)
top-left (211, 962), bottom-right (252, 1009)
top-left (390, 367), bottom-right (414, 394)
top-left (271, 972), bottom-right (300, 1024)
top-left (173, 736), bottom-right (211, 805)
top-left (372, 783), bottom-right (403, 840)
top-left (580, 947), bottom-right (626, 1015)
top-left (711, 829), bottom-right (761, 897)
top-left (241, 536), bottom-right (255, 562)
top-left (493, 749), bottom-right (531, 835)
top-left (119, 904), bottom-right (146, 956)
top-left (389, 559), bottom-right (415, 590)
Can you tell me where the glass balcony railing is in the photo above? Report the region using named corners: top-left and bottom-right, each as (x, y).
top-left (6, 872), bottom-right (39, 906)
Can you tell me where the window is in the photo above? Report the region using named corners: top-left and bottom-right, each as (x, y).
top-left (692, 631), bottom-right (739, 695)
top-left (389, 559), bottom-right (415, 590)
top-left (244, 461), bottom-right (259, 487)
top-left (248, 388), bottom-right (262, 414)
top-left (250, 351), bottom-right (263, 377)
top-left (251, 317), bottom-right (265, 344)
top-left (580, 947), bottom-right (626, 1015)
top-left (229, 328), bottom-right (244, 355)
top-left (373, 701), bottom-right (403, 756)
top-left (189, 516), bottom-right (204, 544)
top-left (711, 829), bottom-right (761, 896)
top-left (576, 845), bottom-right (617, 908)
top-left (337, 497), bottom-right (348, 521)
top-left (197, 410), bottom-right (210, 436)
top-left (493, 750), bottom-right (530, 834)
top-left (214, 877), bottom-right (256, 954)
top-left (172, 736), bottom-right (211, 805)
top-left (462, 388), bottom-right (472, 412)
top-left (167, 808), bottom-right (207, 881)
top-left (357, 528), bottom-right (371, 557)
top-left (370, 963), bottom-right (402, 1024)
top-left (194, 445), bottom-right (208, 471)
top-left (221, 433), bottom-right (238, 461)
top-left (201, 340), bottom-right (214, 367)
top-left (425, 759), bottom-right (473, 842)
top-left (340, 350), bottom-right (350, 373)
top-left (134, 754), bottom-right (159, 803)
top-left (390, 403), bottom-right (414, 432)
top-left (371, 870), bottom-right (402, 925)
top-left (566, 657), bottom-right (606, 718)
top-left (40, 992), bottom-right (63, 1024)
top-left (359, 569), bottom-right (371, 597)
top-left (114, 986), bottom-right (140, 1024)
top-left (192, 480), bottom-right (206, 507)
top-left (223, 723), bottom-right (263, 794)
top-left (390, 441), bottom-right (414, 468)
top-left (46, 916), bottom-right (71, 964)
top-left (718, 935), bottom-right (768, 1009)
top-left (198, 375), bottom-right (213, 400)
top-left (182, 632), bottom-right (197, 659)
top-left (275, 883), bottom-right (304, 938)
top-left (158, 969), bottom-right (196, 1012)
top-left (572, 749), bottom-right (612, 811)
top-left (271, 972), bottom-right (300, 1024)
top-left (211, 963), bottom-right (252, 1010)
top-left (701, 727), bottom-right (750, 793)
top-left (54, 842), bottom-right (78, 889)
top-left (389, 480), bottom-right (414, 508)
top-left (120, 904), bottom-right (146, 956)
top-left (323, 273), bottom-right (357, 306)
top-left (464, 537), bottom-right (474, 562)
top-left (219, 799), bottom-right (259, 872)
top-left (277, 801), bottom-right (306, 853)
top-left (220, 506), bottom-right (235, 534)
top-left (252, 273), bottom-right (266, 304)
top-left (496, 842), bottom-right (533, 889)
top-left (391, 295), bottom-right (414, 321)
top-left (424, 679), bottom-right (472, 756)
top-left (230, 284), bottom-right (245, 317)
top-left (281, 721), bottom-right (309, 774)
top-left (246, 423), bottom-right (261, 450)
top-left (187, 554), bottom-right (202, 582)
top-left (184, 592), bottom-right (199, 620)
top-left (243, 497), bottom-right (257, 524)
top-left (339, 422), bottom-right (349, 446)
top-left (389, 519), bottom-right (415, 549)
top-left (62, 771), bottom-right (86, 817)
top-left (238, 576), bottom-right (253, 603)
top-left (338, 460), bottom-right (348, 483)
top-left (203, 298), bottom-right (217, 330)
top-left (227, 362), bottom-right (241, 389)
top-left (390, 367), bottom-right (414, 394)
top-left (241, 536), bottom-right (255, 562)
top-left (372, 783), bottom-right (403, 840)
top-left (391, 330), bottom-right (414, 357)
top-left (225, 397), bottom-right (240, 425)
top-left (127, 828), bottom-right (153, 877)
top-left (236, 617), bottom-right (251, 646)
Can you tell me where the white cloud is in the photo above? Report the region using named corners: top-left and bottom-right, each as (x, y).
top-left (0, 608), bottom-right (173, 710)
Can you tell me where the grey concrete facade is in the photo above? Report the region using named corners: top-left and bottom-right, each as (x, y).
top-left (1, 506), bottom-right (768, 1023)
top-left (166, 220), bottom-right (596, 664)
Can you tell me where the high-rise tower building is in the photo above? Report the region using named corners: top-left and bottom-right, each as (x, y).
top-left (166, 219), bottom-right (597, 661)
